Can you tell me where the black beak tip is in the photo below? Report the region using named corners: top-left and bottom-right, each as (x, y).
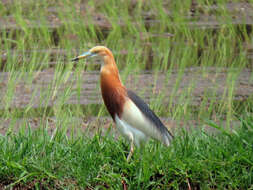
top-left (71, 57), bottom-right (79, 62)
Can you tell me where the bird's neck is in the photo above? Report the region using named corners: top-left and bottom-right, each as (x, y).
top-left (100, 55), bottom-right (123, 87)
top-left (100, 56), bottom-right (126, 120)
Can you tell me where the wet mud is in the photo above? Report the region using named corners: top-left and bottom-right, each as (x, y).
top-left (0, 67), bottom-right (252, 109)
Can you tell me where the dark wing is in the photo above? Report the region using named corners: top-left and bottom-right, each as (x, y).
top-left (127, 90), bottom-right (174, 142)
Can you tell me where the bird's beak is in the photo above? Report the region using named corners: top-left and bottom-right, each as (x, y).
top-left (71, 51), bottom-right (96, 62)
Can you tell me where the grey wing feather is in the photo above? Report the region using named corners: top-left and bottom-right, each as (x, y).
top-left (127, 90), bottom-right (173, 145)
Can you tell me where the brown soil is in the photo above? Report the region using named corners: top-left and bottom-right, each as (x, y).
top-left (0, 67), bottom-right (252, 109)
top-left (0, 66), bottom-right (250, 136)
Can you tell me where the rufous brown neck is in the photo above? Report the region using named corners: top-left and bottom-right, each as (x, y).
top-left (100, 55), bottom-right (123, 87)
top-left (99, 54), bottom-right (127, 120)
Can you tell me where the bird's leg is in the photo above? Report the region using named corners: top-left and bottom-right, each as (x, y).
top-left (127, 133), bottom-right (134, 162)
top-left (127, 140), bottom-right (134, 162)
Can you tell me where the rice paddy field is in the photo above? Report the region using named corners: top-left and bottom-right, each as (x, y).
top-left (0, 0), bottom-right (253, 189)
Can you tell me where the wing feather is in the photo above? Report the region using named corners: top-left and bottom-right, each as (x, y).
top-left (125, 90), bottom-right (173, 145)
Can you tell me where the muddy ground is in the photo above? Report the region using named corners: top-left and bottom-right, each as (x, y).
top-left (0, 67), bottom-right (251, 135)
top-left (0, 67), bottom-right (252, 109)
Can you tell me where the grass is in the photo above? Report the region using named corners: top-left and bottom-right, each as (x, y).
top-left (0, 1), bottom-right (251, 120)
top-left (0, 115), bottom-right (253, 189)
top-left (0, 0), bottom-right (253, 188)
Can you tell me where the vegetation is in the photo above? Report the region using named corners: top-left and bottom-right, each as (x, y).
top-left (0, 0), bottom-right (252, 189)
top-left (1, 115), bottom-right (253, 189)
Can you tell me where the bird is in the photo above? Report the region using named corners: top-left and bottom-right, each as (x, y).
top-left (72, 46), bottom-right (173, 161)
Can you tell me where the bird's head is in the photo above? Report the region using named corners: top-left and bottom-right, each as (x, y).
top-left (72, 45), bottom-right (120, 80)
top-left (72, 46), bottom-right (114, 62)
